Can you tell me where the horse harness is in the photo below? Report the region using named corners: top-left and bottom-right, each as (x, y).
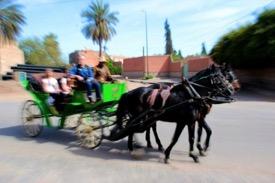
top-left (131, 73), bottom-right (234, 128)
top-left (146, 84), bottom-right (173, 108)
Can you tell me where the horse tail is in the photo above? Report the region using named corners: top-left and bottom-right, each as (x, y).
top-left (115, 93), bottom-right (129, 126)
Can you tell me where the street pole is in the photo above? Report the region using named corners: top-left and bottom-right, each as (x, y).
top-left (142, 10), bottom-right (149, 77)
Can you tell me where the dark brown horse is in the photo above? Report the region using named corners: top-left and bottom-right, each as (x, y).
top-left (106, 65), bottom-right (238, 163)
top-left (145, 64), bottom-right (240, 156)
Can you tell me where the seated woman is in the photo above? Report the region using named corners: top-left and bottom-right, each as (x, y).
top-left (59, 69), bottom-right (72, 94)
top-left (59, 68), bottom-right (73, 104)
top-left (41, 69), bottom-right (62, 114)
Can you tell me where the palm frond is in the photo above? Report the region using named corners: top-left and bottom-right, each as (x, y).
top-left (0, 0), bottom-right (25, 43)
top-left (81, 0), bottom-right (118, 55)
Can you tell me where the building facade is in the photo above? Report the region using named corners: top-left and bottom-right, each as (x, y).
top-left (0, 42), bottom-right (24, 75)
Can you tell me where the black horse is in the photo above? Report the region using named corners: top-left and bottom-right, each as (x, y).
top-left (106, 64), bottom-right (237, 163)
top-left (145, 64), bottom-right (240, 155)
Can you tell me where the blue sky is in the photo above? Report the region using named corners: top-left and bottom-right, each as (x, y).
top-left (17, 0), bottom-right (275, 61)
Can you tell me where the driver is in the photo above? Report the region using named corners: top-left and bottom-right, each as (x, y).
top-left (94, 58), bottom-right (114, 83)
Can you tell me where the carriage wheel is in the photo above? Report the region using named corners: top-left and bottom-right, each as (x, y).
top-left (64, 114), bottom-right (81, 129)
top-left (75, 112), bottom-right (103, 149)
top-left (22, 100), bottom-right (43, 137)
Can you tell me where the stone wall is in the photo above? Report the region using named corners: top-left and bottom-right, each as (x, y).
top-left (0, 43), bottom-right (24, 75)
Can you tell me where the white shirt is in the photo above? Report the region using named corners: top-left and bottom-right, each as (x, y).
top-left (42, 77), bottom-right (59, 93)
top-left (60, 77), bottom-right (71, 94)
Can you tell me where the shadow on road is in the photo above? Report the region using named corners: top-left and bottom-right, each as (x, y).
top-left (0, 125), bottom-right (165, 163)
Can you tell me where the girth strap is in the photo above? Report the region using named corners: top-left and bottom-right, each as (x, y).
top-left (147, 86), bottom-right (172, 108)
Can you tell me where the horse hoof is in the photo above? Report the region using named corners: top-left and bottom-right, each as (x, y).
top-left (189, 153), bottom-right (199, 163)
top-left (199, 151), bottom-right (206, 157)
top-left (164, 158), bottom-right (169, 164)
top-left (147, 144), bottom-right (153, 149)
top-left (203, 146), bottom-right (209, 152)
top-left (193, 156), bottom-right (199, 163)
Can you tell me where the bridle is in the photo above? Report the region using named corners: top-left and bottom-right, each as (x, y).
top-left (188, 69), bottom-right (235, 101)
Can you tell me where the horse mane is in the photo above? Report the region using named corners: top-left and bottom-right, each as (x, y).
top-left (170, 82), bottom-right (185, 93)
top-left (189, 67), bottom-right (210, 82)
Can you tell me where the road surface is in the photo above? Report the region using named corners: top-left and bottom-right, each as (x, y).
top-left (0, 94), bottom-right (275, 183)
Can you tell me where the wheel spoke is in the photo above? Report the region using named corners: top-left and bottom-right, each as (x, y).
top-left (76, 112), bottom-right (103, 149)
top-left (22, 101), bottom-right (43, 137)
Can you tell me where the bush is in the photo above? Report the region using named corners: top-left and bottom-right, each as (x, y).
top-left (106, 58), bottom-right (122, 75)
top-left (143, 74), bottom-right (154, 80)
top-left (210, 9), bottom-right (275, 68)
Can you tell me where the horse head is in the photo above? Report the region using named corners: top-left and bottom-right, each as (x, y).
top-left (188, 64), bottom-right (232, 97)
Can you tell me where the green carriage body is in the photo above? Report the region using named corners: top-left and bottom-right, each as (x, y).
top-left (20, 79), bottom-right (127, 128)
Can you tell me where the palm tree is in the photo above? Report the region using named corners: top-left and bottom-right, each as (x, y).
top-left (81, 0), bottom-right (118, 58)
top-left (0, 0), bottom-right (25, 43)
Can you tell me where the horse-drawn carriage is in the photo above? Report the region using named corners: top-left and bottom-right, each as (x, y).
top-left (20, 77), bottom-right (127, 148)
top-left (20, 64), bottom-right (240, 163)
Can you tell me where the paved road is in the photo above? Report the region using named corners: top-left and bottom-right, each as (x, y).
top-left (0, 95), bottom-right (275, 183)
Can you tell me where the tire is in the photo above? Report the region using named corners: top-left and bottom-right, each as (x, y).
top-left (75, 112), bottom-right (103, 149)
top-left (21, 100), bottom-right (43, 137)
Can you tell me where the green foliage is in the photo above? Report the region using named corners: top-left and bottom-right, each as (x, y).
top-left (143, 74), bottom-right (154, 80)
top-left (43, 33), bottom-right (63, 65)
top-left (0, 0), bottom-right (25, 43)
top-left (211, 9), bottom-right (275, 68)
top-left (106, 57), bottom-right (122, 75)
top-left (164, 19), bottom-right (173, 54)
top-left (178, 50), bottom-right (183, 58)
top-left (81, 0), bottom-right (118, 57)
top-left (19, 33), bottom-right (65, 66)
top-left (171, 49), bottom-right (183, 61)
top-left (201, 42), bottom-right (207, 55)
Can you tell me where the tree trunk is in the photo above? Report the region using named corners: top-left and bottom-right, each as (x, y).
top-left (99, 39), bottom-right (102, 58)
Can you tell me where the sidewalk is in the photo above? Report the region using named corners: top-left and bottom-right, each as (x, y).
top-left (0, 80), bottom-right (30, 101)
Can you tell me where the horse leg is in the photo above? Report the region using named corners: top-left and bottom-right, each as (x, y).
top-left (152, 123), bottom-right (164, 151)
top-left (196, 121), bottom-right (205, 156)
top-left (188, 123), bottom-right (199, 163)
top-left (164, 123), bottom-right (185, 164)
top-left (202, 119), bottom-right (212, 151)
top-left (128, 132), bottom-right (134, 152)
top-left (145, 128), bottom-right (153, 148)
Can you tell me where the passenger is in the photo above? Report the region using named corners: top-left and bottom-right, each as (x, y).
top-left (59, 68), bottom-right (73, 95)
top-left (94, 58), bottom-right (114, 83)
top-left (58, 68), bottom-right (73, 105)
top-left (69, 56), bottom-right (102, 102)
top-left (41, 69), bottom-right (61, 114)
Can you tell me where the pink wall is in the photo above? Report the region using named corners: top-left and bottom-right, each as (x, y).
top-left (169, 62), bottom-right (182, 72)
top-left (123, 55), bottom-right (214, 77)
top-left (187, 57), bottom-right (214, 72)
top-left (123, 57), bottom-right (145, 72)
top-left (147, 55), bottom-right (170, 73)
top-left (124, 56), bottom-right (171, 73)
